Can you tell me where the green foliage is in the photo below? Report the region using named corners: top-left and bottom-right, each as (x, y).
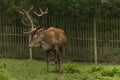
top-left (0, 63), bottom-right (8, 80)
top-left (64, 64), bottom-right (81, 73)
top-left (100, 67), bottom-right (119, 77)
top-left (0, 59), bottom-right (120, 80)
top-left (1, 0), bottom-right (120, 18)
top-left (0, 70), bottom-right (8, 80)
top-left (88, 65), bottom-right (119, 77)
top-left (89, 66), bottom-right (104, 73)
top-left (101, 0), bottom-right (120, 18)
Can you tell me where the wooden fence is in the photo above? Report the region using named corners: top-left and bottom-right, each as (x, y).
top-left (0, 15), bottom-right (120, 63)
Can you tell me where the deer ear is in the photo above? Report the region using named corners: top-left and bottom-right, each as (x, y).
top-left (38, 28), bottom-right (44, 32)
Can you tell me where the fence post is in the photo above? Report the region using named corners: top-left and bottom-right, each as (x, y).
top-left (29, 34), bottom-right (32, 59)
top-left (93, 17), bottom-right (97, 64)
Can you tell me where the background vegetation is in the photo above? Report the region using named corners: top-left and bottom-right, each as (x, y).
top-left (0, 0), bottom-right (120, 20)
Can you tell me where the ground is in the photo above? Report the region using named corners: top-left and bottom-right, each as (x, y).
top-left (0, 59), bottom-right (120, 80)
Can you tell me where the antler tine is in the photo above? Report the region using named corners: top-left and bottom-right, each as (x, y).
top-left (22, 30), bottom-right (35, 34)
top-left (22, 20), bottom-right (31, 27)
top-left (39, 8), bottom-right (44, 13)
top-left (33, 11), bottom-right (41, 16)
top-left (18, 11), bottom-right (25, 15)
top-left (18, 5), bottom-right (34, 15)
top-left (34, 8), bottom-right (48, 17)
top-left (22, 8), bottom-right (27, 14)
top-left (28, 5), bottom-right (34, 13)
top-left (20, 5), bottom-right (34, 15)
top-left (39, 8), bottom-right (48, 14)
top-left (45, 8), bottom-right (48, 13)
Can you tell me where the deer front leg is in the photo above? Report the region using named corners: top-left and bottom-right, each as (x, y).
top-left (59, 47), bottom-right (65, 73)
top-left (45, 50), bottom-right (49, 72)
top-left (54, 52), bottom-right (58, 72)
top-left (57, 51), bottom-right (63, 73)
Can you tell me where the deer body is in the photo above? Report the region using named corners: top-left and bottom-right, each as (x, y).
top-left (29, 27), bottom-right (67, 72)
top-left (29, 27), bottom-right (67, 49)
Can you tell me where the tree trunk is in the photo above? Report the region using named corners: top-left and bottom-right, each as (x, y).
top-left (29, 34), bottom-right (32, 59)
top-left (93, 17), bottom-right (97, 64)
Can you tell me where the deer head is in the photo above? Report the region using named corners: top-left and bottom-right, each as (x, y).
top-left (28, 28), bottom-right (45, 48)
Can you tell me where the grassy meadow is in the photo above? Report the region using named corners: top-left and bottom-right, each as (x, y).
top-left (0, 59), bottom-right (120, 80)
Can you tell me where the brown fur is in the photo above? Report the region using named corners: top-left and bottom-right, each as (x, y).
top-left (29, 27), bottom-right (67, 72)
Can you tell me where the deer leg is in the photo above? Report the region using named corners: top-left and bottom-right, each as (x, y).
top-left (56, 48), bottom-right (63, 73)
top-left (54, 52), bottom-right (57, 72)
top-left (55, 46), bottom-right (60, 72)
top-left (58, 47), bottom-right (65, 73)
top-left (55, 53), bottom-right (60, 72)
top-left (58, 49), bottom-right (63, 73)
top-left (61, 47), bottom-right (65, 72)
top-left (45, 50), bottom-right (49, 72)
top-left (57, 53), bottom-right (60, 73)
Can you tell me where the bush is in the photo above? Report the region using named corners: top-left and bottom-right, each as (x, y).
top-left (64, 64), bottom-right (81, 73)
top-left (100, 67), bottom-right (119, 77)
top-left (0, 63), bottom-right (8, 80)
top-left (88, 66), bottom-right (104, 73)
top-left (0, 70), bottom-right (8, 80)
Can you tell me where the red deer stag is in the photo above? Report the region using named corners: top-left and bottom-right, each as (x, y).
top-left (19, 6), bottom-right (67, 73)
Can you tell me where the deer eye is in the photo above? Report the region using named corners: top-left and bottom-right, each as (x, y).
top-left (33, 35), bottom-right (37, 39)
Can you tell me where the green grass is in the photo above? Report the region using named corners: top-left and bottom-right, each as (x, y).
top-left (0, 59), bottom-right (120, 80)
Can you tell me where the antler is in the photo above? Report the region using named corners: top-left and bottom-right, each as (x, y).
top-left (21, 20), bottom-right (31, 27)
top-left (19, 6), bottom-right (36, 34)
top-left (34, 8), bottom-right (48, 17)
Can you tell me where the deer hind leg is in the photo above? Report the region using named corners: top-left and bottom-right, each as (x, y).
top-left (45, 50), bottom-right (49, 72)
top-left (54, 52), bottom-right (58, 72)
top-left (57, 52), bottom-right (62, 73)
top-left (56, 48), bottom-right (63, 73)
top-left (58, 47), bottom-right (64, 73)
top-left (54, 45), bottom-right (61, 72)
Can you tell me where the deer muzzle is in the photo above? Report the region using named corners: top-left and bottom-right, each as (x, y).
top-left (29, 41), bottom-right (41, 48)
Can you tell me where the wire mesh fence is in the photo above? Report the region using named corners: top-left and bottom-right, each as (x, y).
top-left (0, 14), bottom-right (120, 63)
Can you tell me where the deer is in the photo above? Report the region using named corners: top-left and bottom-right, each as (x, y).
top-left (19, 6), bottom-right (67, 73)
